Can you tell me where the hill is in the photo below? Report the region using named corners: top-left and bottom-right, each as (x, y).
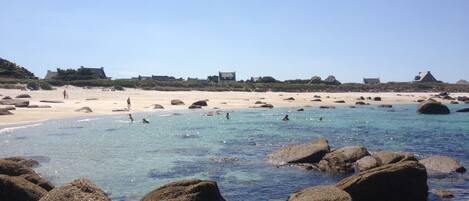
top-left (0, 58), bottom-right (36, 79)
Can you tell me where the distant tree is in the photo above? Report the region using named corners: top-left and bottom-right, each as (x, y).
top-left (456, 79), bottom-right (468, 84)
top-left (0, 58), bottom-right (37, 79)
top-left (207, 75), bottom-right (219, 82)
top-left (55, 67), bottom-right (99, 81)
top-left (259, 76), bottom-right (279, 83)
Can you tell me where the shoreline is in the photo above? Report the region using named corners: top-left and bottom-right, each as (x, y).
top-left (2, 87), bottom-right (468, 126)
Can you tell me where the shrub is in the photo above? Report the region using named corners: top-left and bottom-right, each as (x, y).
top-left (39, 82), bottom-right (53, 90)
top-left (113, 85), bottom-right (125, 91)
top-left (26, 81), bottom-right (40, 90)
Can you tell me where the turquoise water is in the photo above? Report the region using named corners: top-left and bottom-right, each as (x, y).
top-left (1, 104), bottom-right (468, 200)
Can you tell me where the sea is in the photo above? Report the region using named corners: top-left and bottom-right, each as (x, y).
top-left (1, 104), bottom-right (468, 200)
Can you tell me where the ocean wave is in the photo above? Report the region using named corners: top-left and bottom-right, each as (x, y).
top-left (77, 118), bottom-right (101, 122)
top-left (0, 123), bottom-right (43, 134)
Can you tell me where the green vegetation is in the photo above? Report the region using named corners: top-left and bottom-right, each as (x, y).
top-left (55, 67), bottom-right (101, 81)
top-left (26, 81), bottom-right (40, 90)
top-left (0, 58), bottom-right (36, 79)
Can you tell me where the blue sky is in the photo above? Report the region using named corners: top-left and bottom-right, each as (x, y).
top-left (1, 0), bottom-right (468, 82)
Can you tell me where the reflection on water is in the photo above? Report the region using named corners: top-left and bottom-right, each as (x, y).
top-left (0, 105), bottom-right (468, 200)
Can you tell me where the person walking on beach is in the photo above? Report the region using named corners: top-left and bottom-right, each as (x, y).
top-left (128, 114), bottom-right (134, 123)
top-left (127, 97), bottom-right (131, 111)
top-left (63, 89), bottom-right (68, 99)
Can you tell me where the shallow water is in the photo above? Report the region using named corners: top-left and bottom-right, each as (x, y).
top-left (1, 104), bottom-right (468, 200)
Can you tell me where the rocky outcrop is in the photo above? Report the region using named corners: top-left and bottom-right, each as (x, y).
top-left (0, 159), bottom-right (36, 176)
top-left (0, 175), bottom-right (48, 201)
top-left (372, 151), bottom-right (417, 165)
top-left (334, 100), bottom-right (346, 103)
top-left (417, 99), bottom-right (450, 114)
top-left (259, 104), bottom-right (274, 108)
top-left (2, 96), bottom-right (13, 100)
top-left (192, 100), bottom-right (208, 107)
top-left (171, 99), bottom-right (185, 105)
top-left (0, 159), bottom-right (54, 191)
top-left (267, 138), bottom-right (330, 166)
top-left (75, 106), bottom-right (92, 113)
top-left (318, 146), bottom-right (369, 173)
top-left (419, 155), bottom-right (466, 174)
top-left (311, 99), bottom-right (322, 102)
top-left (0, 108), bottom-right (13, 115)
top-left (284, 97), bottom-right (295, 101)
top-left (336, 161), bottom-right (428, 201)
top-left (153, 104), bottom-right (164, 109)
top-left (373, 97), bottom-right (381, 101)
top-left (0, 99), bottom-right (29, 107)
top-left (39, 100), bottom-right (64, 104)
top-left (355, 156), bottom-right (379, 172)
top-left (188, 104), bottom-right (202, 109)
top-left (3, 156), bottom-right (39, 168)
top-left (355, 101), bottom-right (366, 105)
top-left (450, 101), bottom-right (459, 104)
top-left (20, 174), bottom-right (54, 191)
top-left (141, 179), bottom-right (226, 201)
top-left (39, 179), bottom-right (110, 201)
top-left (287, 185), bottom-right (352, 201)
top-left (16, 94), bottom-right (32, 98)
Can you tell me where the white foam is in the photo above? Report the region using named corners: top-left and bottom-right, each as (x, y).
top-left (77, 118), bottom-right (100, 122)
top-left (0, 123), bottom-right (43, 134)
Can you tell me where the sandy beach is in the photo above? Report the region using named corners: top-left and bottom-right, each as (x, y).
top-left (1, 86), bottom-right (468, 126)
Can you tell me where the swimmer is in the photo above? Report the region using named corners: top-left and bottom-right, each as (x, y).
top-left (128, 114), bottom-right (134, 123)
top-left (319, 117), bottom-right (323, 121)
top-left (226, 112), bottom-right (230, 120)
top-left (282, 114), bottom-right (289, 121)
top-left (142, 118), bottom-right (150, 124)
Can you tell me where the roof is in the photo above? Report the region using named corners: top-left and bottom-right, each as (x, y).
top-left (44, 71), bottom-right (58, 79)
top-left (219, 72), bottom-right (236, 81)
top-left (414, 71), bottom-right (438, 82)
top-left (363, 78), bottom-right (380, 84)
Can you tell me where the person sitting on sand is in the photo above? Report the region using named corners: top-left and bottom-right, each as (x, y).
top-left (283, 114), bottom-right (289, 121)
top-left (142, 118), bottom-right (150, 124)
top-left (128, 114), bottom-right (134, 123)
top-left (127, 97), bottom-right (131, 110)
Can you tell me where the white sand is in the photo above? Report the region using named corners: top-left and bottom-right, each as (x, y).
top-left (1, 86), bottom-right (467, 126)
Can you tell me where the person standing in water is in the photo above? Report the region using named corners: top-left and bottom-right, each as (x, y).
top-left (128, 114), bottom-right (134, 123)
top-left (283, 114), bottom-right (290, 121)
top-left (142, 118), bottom-right (150, 124)
top-left (127, 97), bottom-right (131, 111)
top-left (226, 112), bottom-right (230, 120)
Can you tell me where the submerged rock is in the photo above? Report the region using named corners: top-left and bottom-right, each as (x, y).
top-left (319, 106), bottom-right (335, 109)
top-left (456, 108), bottom-right (469, 112)
top-left (419, 155), bottom-right (466, 174)
top-left (318, 146), bottom-right (369, 173)
top-left (336, 161), bottom-right (428, 201)
top-left (171, 99), bottom-right (185, 105)
top-left (0, 175), bottom-right (48, 201)
top-left (267, 138), bottom-right (330, 166)
top-left (287, 185), bottom-right (352, 201)
top-left (296, 108), bottom-right (304, 111)
top-left (141, 179), bottom-right (226, 201)
top-left (417, 99), bottom-right (450, 114)
top-left (39, 179), bottom-right (110, 201)
top-left (378, 104), bottom-right (392, 108)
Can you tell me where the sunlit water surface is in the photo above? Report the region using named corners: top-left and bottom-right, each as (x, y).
top-left (1, 105), bottom-right (468, 200)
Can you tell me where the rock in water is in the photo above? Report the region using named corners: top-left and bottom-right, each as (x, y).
top-left (188, 104), bottom-right (202, 109)
top-left (419, 155), bottom-right (466, 174)
top-left (192, 100), bottom-right (208, 107)
top-left (0, 159), bottom-right (36, 176)
top-left (373, 151), bottom-right (417, 165)
top-left (378, 104), bottom-right (392, 108)
top-left (318, 146), bottom-right (370, 173)
top-left (287, 185), bottom-right (352, 201)
top-left (39, 179), bottom-right (110, 201)
top-left (336, 161), bottom-right (428, 201)
top-left (355, 156), bottom-right (379, 172)
top-left (431, 189), bottom-right (454, 198)
top-left (417, 99), bottom-right (450, 114)
top-left (16, 94), bottom-right (32, 98)
top-left (267, 138), bottom-right (330, 166)
top-left (141, 179), bottom-right (226, 201)
top-left (171, 99), bottom-right (185, 105)
top-left (259, 104), bottom-right (274, 108)
top-left (75, 106), bottom-right (93, 113)
top-left (0, 175), bottom-right (48, 201)
top-left (2, 156), bottom-right (40, 168)
top-left (456, 108), bottom-right (469, 112)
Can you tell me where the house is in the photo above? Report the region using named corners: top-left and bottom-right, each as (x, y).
top-left (44, 70), bottom-right (58, 79)
top-left (363, 78), bottom-right (380, 84)
top-left (324, 75), bottom-right (340, 84)
top-left (309, 76), bottom-right (322, 84)
top-left (151, 75), bottom-right (176, 81)
top-left (83, 67), bottom-right (107, 79)
top-left (218, 72), bottom-right (236, 83)
top-left (250, 76), bottom-right (261, 82)
top-left (414, 71), bottom-right (439, 83)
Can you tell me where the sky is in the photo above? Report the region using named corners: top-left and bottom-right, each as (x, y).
top-left (1, 0), bottom-right (468, 83)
